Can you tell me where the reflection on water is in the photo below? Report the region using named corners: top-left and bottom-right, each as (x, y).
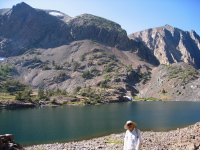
top-left (0, 101), bottom-right (200, 146)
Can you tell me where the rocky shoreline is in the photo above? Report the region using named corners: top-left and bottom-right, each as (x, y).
top-left (0, 96), bottom-right (130, 110)
top-left (0, 100), bottom-right (36, 109)
top-left (25, 122), bottom-right (200, 150)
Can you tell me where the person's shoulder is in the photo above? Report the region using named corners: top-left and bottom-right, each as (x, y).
top-left (126, 130), bottom-right (130, 133)
top-left (135, 128), bottom-right (141, 133)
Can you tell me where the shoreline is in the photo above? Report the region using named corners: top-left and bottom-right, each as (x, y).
top-left (1, 99), bottom-right (200, 110)
top-left (25, 122), bottom-right (200, 150)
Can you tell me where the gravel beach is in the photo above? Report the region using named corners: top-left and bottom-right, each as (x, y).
top-left (25, 122), bottom-right (200, 150)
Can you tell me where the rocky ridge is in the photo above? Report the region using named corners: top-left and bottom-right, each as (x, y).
top-left (0, 2), bottom-right (132, 57)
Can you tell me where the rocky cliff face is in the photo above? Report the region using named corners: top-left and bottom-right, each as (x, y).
top-left (129, 24), bottom-right (200, 68)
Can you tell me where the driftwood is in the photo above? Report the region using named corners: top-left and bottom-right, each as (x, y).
top-left (0, 134), bottom-right (23, 150)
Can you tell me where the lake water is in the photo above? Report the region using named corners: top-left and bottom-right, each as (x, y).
top-left (0, 101), bottom-right (200, 146)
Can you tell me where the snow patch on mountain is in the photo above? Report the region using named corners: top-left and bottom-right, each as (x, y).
top-left (49, 12), bottom-right (64, 17)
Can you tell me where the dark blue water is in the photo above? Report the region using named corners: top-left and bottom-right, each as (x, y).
top-left (0, 101), bottom-right (200, 146)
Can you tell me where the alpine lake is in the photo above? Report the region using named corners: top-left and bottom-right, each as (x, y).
top-left (1, 101), bottom-right (200, 146)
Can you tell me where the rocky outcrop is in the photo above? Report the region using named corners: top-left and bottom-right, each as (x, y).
top-left (129, 24), bottom-right (200, 68)
top-left (0, 134), bottom-right (23, 150)
top-left (67, 14), bottom-right (131, 49)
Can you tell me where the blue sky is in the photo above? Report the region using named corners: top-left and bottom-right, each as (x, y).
top-left (0, 0), bottom-right (199, 35)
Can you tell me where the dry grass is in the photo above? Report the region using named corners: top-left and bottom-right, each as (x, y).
top-left (0, 93), bottom-right (15, 101)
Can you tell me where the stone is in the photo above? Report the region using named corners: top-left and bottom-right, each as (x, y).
top-left (186, 143), bottom-right (196, 150)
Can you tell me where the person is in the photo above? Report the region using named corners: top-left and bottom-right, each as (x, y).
top-left (123, 120), bottom-right (142, 150)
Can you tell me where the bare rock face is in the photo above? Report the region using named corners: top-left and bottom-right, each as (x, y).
top-left (129, 24), bottom-right (200, 68)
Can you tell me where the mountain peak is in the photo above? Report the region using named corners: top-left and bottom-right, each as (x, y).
top-left (12, 2), bottom-right (34, 13)
top-left (129, 24), bottom-right (200, 68)
top-left (14, 2), bottom-right (31, 8)
top-left (162, 24), bottom-right (174, 30)
top-left (70, 13), bottom-right (123, 32)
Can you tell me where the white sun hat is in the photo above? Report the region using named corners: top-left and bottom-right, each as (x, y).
top-left (124, 120), bottom-right (137, 129)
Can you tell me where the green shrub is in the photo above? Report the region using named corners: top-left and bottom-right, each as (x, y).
top-left (168, 66), bottom-right (199, 82)
top-left (52, 60), bottom-right (55, 66)
top-left (42, 65), bottom-right (49, 70)
top-left (91, 67), bottom-right (100, 76)
top-left (15, 92), bottom-right (22, 100)
top-left (38, 89), bottom-right (46, 99)
top-left (1, 80), bottom-right (26, 93)
top-left (58, 71), bottom-right (66, 77)
top-left (0, 64), bottom-right (14, 81)
top-left (126, 65), bottom-right (133, 72)
top-left (97, 58), bottom-right (108, 65)
top-left (50, 99), bottom-right (57, 104)
top-left (82, 70), bottom-right (93, 79)
top-left (161, 88), bottom-right (167, 94)
top-left (80, 52), bottom-right (91, 61)
top-left (73, 86), bottom-right (81, 94)
top-left (103, 65), bottom-right (113, 73)
top-left (100, 80), bottom-right (109, 88)
top-left (80, 91), bottom-right (87, 96)
top-left (87, 61), bottom-right (93, 66)
top-left (104, 73), bottom-right (112, 81)
top-left (15, 90), bottom-right (32, 100)
top-left (54, 65), bottom-right (63, 70)
top-left (72, 61), bottom-right (80, 71)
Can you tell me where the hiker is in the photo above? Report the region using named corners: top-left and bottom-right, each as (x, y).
top-left (123, 120), bottom-right (142, 150)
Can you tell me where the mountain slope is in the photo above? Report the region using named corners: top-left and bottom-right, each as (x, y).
top-left (137, 63), bottom-right (200, 101)
top-left (2, 39), bottom-right (153, 99)
top-left (129, 24), bottom-right (200, 68)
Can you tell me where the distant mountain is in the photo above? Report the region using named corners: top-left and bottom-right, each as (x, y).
top-left (0, 2), bottom-right (200, 102)
top-left (0, 2), bottom-right (132, 57)
top-left (0, 2), bottom-right (70, 56)
top-left (129, 24), bottom-right (200, 68)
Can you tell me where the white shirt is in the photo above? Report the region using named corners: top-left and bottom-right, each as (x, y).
top-left (123, 128), bottom-right (142, 150)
